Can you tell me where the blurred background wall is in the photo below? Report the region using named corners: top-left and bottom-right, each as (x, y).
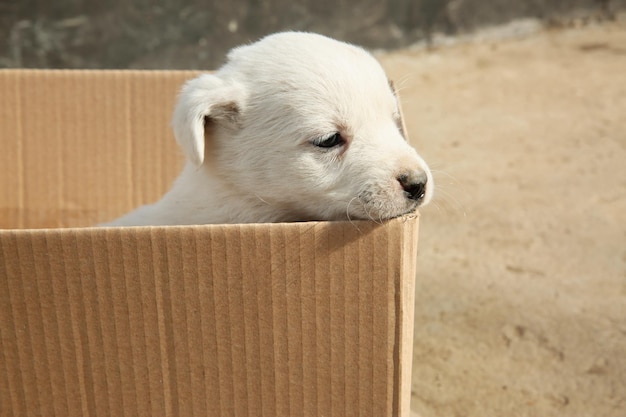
top-left (1, 0), bottom-right (624, 69)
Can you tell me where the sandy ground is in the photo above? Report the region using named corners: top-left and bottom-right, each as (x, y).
top-left (378, 21), bottom-right (626, 417)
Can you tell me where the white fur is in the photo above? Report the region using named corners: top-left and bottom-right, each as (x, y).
top-left (102, 32), bottom-right (433, 226)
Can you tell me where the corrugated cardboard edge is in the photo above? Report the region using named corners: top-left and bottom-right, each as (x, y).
top-left (397, 215), bottom-right (418, 417)
top-left (1, 216), bottom-right (419, 417)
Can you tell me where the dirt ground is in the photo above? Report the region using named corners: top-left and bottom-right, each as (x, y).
top-left (378, 21), bottom-right (626, 417)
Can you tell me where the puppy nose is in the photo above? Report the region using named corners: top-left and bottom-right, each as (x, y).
top-left (397, 170), bottom-right (428, 201)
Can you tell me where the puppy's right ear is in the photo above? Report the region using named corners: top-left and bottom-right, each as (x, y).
top-left (172, 74), bottom-right (244, 166)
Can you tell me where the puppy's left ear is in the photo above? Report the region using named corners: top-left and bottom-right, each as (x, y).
top-left (389, 80), bottom-right (409, 141)
top-left (172, 74), bottom-right (244, 166)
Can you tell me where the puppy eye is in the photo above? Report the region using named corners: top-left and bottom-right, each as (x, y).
top-left (314, 132), bottom-right (345, 148)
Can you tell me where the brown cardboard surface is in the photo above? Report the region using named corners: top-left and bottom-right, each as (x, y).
top-left (1, 219), bottom-right (418, 417)
top-left (0, 69), bottom-right (198, 229)
top-left (0, 70), bottom-right (419, 416)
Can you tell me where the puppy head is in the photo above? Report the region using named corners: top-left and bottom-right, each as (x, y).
top-left (172, 32), bottom-right (433, 222)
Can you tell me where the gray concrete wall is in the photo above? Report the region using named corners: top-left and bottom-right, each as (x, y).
top-left (1, 0), bottom-right (624, 69)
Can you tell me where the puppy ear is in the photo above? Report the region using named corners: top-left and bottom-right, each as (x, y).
top-left (172, 74), bottom-right (244, 166)
top-left (389, 80), bottom-right (409, 141)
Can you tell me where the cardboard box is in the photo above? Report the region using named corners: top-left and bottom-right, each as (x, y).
top-left (0, 70), bottom-right (419, 416)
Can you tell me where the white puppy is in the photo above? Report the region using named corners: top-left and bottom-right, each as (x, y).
top-left (103, 32), bottom-right (433, 226)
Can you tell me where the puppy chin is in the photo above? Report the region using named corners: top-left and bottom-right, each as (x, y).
top-left (342, 198), bottom-right (415, 222)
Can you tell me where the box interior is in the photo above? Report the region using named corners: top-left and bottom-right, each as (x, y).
top-left (0, 69), bottom-right (201, 229)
